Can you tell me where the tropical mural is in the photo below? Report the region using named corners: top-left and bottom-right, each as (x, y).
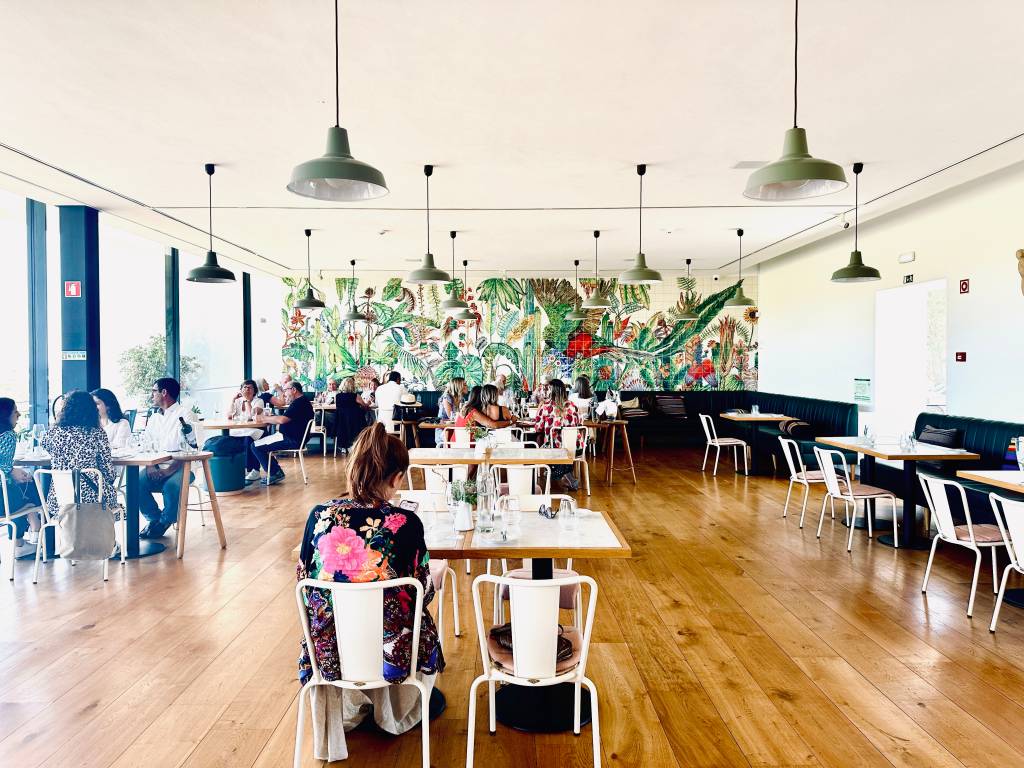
top-left (279, 273), bottom-right (758, 393)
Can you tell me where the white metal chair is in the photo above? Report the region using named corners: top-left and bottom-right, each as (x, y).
top-left (32, 468), bottom-right (109, 583)
top-left (310, 405), bottom-right (330, 456)
top-left (1, 474), bottom-right (41, 581)
top-left (989, 492), bottom-right (1024, 632)
top-left (779, 436), bottom-right (842, 526)
top-left (437, 427), bottom-right (472, 449)
top-left (490, 463), bottom-right (552, 497)
top-left (557, 426), bottom-right (591, 495)
top-left (294, 577), bottom-right (431, 768)
top-left (267, 418), bottom-right (314, 484)
top-left (813, 447), bottom-right (898, 552)
top-left (467, 572), bottom-right (600, 768)
top-left (699, 414), bottom-right (747, 475)
top-left (405, 464), bottom-right (469, 612)
top-left (920, 476), bottom-right (1007, 618)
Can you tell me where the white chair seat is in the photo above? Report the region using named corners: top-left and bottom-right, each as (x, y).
top-left (955, 524), bottom-right (1004, 543)
top-left (429, 558), bottom-right (449, 590)
top-left (487, 625), bottom-right (582, 675)
top-left (797, 469), bottom-right (825, 482)
top-left (846, 482), bottom-right (893, 499)
top-left (711, 438), bottom-right (745, 446)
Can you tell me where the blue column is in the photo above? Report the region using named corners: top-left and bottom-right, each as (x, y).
top-left (58, 206), bottom-right (100, 392)
top-left (165, 247), bottom-right (180, 379)
top-left (242, 272), bottom-right (252, 379)
top-left (26, 200), bottom-right (49, 424)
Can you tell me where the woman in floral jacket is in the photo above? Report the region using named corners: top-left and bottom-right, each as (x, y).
top-left (297, 422), bottom-right (443, 760)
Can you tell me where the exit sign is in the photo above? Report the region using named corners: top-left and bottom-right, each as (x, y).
top-left (64, 281), bottom-right (81, 298)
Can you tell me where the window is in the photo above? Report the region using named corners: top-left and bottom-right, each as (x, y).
top-left (0, 189), bottom-right (28, 408)
top-left (249, 270), bottom-right (286, 386)
top-left (98, 219), bottom-right (166, 411)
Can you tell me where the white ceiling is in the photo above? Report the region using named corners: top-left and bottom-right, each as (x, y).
top-left (1, 0), bottom-right (1023, 278)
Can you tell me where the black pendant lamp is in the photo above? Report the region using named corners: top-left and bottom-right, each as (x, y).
top-left (407, 165), bottom-right (451, 284)
top-left (441, 231), bottom-right (469, 311)
top-left (452, 260), bottom-right (476, 321)
top-left (677, 258), bottom-right (699, 320)
top-left (831, 163), bottom-right (881, 282)
top-left (581, 230), bottom-right (612, 310)
top-left (295, 229), bottom-right (326, 310)
top-left (341, 259), bottom-right (367, 321)
top-left (187, 164), bottom-right (236, 283)
top-left (619, 164), bottom-right (662, 284)
top-left (724, 228), bottom-right (755, 307)
top-left (566, 259), bottom-right (588, 321)
top-left (287, 0), bottom-right (387, 201)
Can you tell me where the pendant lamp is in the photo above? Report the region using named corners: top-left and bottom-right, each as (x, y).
top-left (831, 163), bottom-right (881, 282)
top-left (341, 259), bottom-right (367, 321)
top-left (407, 165), bottom-right (451, 284)
top-left (724, 228), bottom-right (755, 307)
top-left (619, 164), bottom-right (662, 284)
top-left (187, 164), bottom-right (236, 283)
top-left (295, 228), bottom-right (326, 310)
top-left (287, 0), bottom-right (387, 201)
top-left (581, 230), bottom-right (612, 310)
top-left (677, 258), bottom-right (699, 319)
top-left (452, 260), bottom-right (477, 321)
top-left (566, 259), bottom-right (588, 321)
top-left (440, 230), bottom-right (470, 311)
top-left (743, 0), bottom-right (847, 200)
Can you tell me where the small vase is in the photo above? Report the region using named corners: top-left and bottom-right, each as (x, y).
top-left (453, 501), bottom-right (474, 532)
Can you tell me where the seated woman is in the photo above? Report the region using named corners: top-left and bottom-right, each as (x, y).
top-left (333, 377), bottom-right (371, 453)
top-left (225, 379), bottom-right (267, 481)
top-left (0, 398), bottom-right (42, 557)
top-left (435, 377), bottom-right (466, 444)
top-left (296, 422), bottom-right (444, 761)
top-left (454, 386), bottom-right (513, 434)
top-left (41, 391), bottom-right (117, 517)
top-left (480, 384), bottom-right (514, 424)
top-left (91, 388), bottom-right (132, 450)
top-left (535, 378), bottom-right (584, 490)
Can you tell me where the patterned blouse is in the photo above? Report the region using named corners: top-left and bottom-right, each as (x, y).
top-left (536, 400), bottom-right (583, 450)
top-left (40, 425), bottom-right (116, 514)
top-left (0, 430), bottom-right (15, 479)
top-left (297, 498), bottom-right (444, 685)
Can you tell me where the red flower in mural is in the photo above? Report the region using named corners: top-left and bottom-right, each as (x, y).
top-left (598, 365), bottom-right (612, 381)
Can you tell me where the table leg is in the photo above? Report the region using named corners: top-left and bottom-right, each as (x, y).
top-left (175, 464), bottom-right (191, 559)
top-left (877, 460), bottom-right (930, 550)
top-left (606, 426), bottom-right (616, 486)
top-left (747, 424), bottom-right (759, 475)
top-left (201, 459), bottom-right (228, 550)
top-left (495, 556), bottom-right (592, 732)
top-left (123, 466), bottom-right (165, 559)
top-left (413, 424), bottom-right (421, 448)
top-left (619, 424), bottom-right (637, 484)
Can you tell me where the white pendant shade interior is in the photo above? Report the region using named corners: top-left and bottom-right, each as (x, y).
top-left (581, 230), bottom-right (612, 310)
top-left (294, 228), bottom-right (325, 310)
top-left (440, 230), bottom-right (470, 311)
top-left (407, 165), bottom-right (452, 285)
top-left (619, 164), bottom-right (663, 284)
top-left (341, 259), bottom-right (367, 321)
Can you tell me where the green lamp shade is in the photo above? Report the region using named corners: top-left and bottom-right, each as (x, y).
top-left (831, 250), bottom-right (881, 283)
top-left (724, 284), bottom-right (756, 307)
top-left (452, 306), bottom-right (477, 321)
top-left (295, 285), bottom-right (326, 310)
top-left (187, 251), bottom-right (236, 283)
top-left (566, 306), bottom-right (588, 321)
top-left (618, 252), bottom-right (662, 284)
top-left (287, 126), bottom-right (388, 202)
top-left (581, 291), bottom-right (612, 309)
top-left (676, 306), bottom-right (700, 320)
top-left (407, 253), bottom-right (451, 285)
top-left (440, 295), bottom-right (469, 311)
top-left (744, 128), bottom-right (848, 201)
top-left (341, 307), bottom-right (367, 321)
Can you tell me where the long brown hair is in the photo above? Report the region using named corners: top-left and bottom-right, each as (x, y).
top-left (346, 422), bottom-right (410, 504)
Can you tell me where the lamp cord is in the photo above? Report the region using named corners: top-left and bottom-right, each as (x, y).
top-left (334, 0), bottom-right (340, 127)
top-left (854, 170), bottom-right (859, 252)
top-left (208, 170), bottom-right (213, 253)
top-left (793, 0), bottom-right (799, 128)
top-left (306, 234), bottom-right (311, 281)
top-left (426, 172), bottom-right (430, 254)
top-left (593, 230), bottom-right (599, 276)
top-left (738, 231), bottom-right (743, 279)
top-left (639, 172), bottom-right (643, 254)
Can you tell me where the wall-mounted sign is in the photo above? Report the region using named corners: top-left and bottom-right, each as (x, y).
top-left (61, 350), bottom-right (87, 361)
top-left (959, 279), bottom-right (970, 294)
top-left (64, 281), bottom-right (81, 298)
top-left (853, 377), bottom-right (872, 404)
top-left (903, 274), bottom-right (914, 285)
top-left (955, 351), bottom-right (967, 363)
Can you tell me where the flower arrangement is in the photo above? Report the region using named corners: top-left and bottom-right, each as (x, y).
top-left (470, 425), bottom-right (489, 443)
top-left (449, 479), bottom-right (477, 506)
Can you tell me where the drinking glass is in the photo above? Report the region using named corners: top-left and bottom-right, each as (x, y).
top-left (751, 404), bottom-right (761, 416)
top-left (558, 497), bottom-right (579, 533)
top-left (1017, 437), bottom-right (1024, 472)
top-left (31, 424), bottom-right (46, 450)
top-left (504, 497), bottom-right (522, 539)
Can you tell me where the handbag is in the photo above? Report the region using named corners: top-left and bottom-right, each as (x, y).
top-left (489, 622), bottom-right (573, 662)
top-left (56, 469), bottom-right (116, 561)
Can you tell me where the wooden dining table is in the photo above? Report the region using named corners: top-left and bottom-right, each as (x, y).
top-left (199, 418), bottom-right (264, 436)
top-left (719, 412), bottom-right (794, 475)
top-left (818, 437), bottom-right (981, 548)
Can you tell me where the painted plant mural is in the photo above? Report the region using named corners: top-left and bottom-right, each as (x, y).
top-left (280, 273), bottom-right (758, 393)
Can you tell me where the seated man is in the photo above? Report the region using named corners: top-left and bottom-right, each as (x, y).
top-left (251, 381), bottom-right (314, 485)
top-left (139, 377), bottom-right (195, 539)
top-left (372, 371), bottom-right (407, 433)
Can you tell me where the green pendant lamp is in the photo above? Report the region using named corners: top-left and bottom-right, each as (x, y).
top-left (619, 164), bottom-right (663, 284)
top-left (341, 259), bottom-right (367, 321)
top-left (452, 260), bottom-right (477, 321)
top-left (440, 230), bottom-right (470, 311)
top-left (187, 164), bottom-right (236, 283)
top-left (743, 0), bottom-right (847, 201)
top-left (566, 259), bottom-right (588, 321)
top-left (724, 228), bottom-right (755, 307)
top-left (407, 165), bottom-right (451, 285)
top-left (581, 230), bottom-right (612, 310)
top-left (287, 0), bottom-right (387, 201)
top-left (832, 163), bottom-right (881, 283)
top-left (677, 258), bottom-right (700, 319)
top-left (295, 228), bottom-right (326, 310)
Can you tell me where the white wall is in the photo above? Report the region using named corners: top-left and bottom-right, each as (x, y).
top-left (758, 161), bottom-right (1024, 422)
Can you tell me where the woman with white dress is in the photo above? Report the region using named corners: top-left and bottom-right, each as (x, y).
top-left (91, 388), bottom-right (132, 450)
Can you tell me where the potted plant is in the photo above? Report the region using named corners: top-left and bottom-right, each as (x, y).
top-left (449, 479), bottom-right (477, 531)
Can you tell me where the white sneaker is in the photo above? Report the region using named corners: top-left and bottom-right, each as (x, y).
top-left (25, 531), bottom-right (39, 545)
top-left (14, 542), bottom-right (36, 558)
top-left (245, 469), bottom-right (261, 482)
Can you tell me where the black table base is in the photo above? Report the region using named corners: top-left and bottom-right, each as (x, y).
top-left (1001, 588), bottom-right (1024, 610)
top-left (495, 683), bottom-right (591, 732)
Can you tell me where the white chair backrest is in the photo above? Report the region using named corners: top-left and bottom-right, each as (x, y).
top-left (556, 426), bottom-right (582, 453)
top-left (813, 447), bottom-right (848, 499)
top-left (920, 476), bottom-right (972, 543)
top-left (295, 577), bottom-right (423, 686)
top-left (492, 464), bottom-right (551, 495)
top-left (398, 489), bottom-right (448, 512)
top-left (778, 437), bottom-right (805, 479)
top-left (699, 414), bottom-right (717, 442)
top-left (450, 427), bottom-right (472, 448)
top-left (991, 493), bottom-right (1023, 568)
top-left (490, 428), bottom-right (515, 445)
top-left (497, 493), bottom-right (573, 512)
top-left (506, 440), bottom-right (539, 449)
top-left (34, 468), bottom-right (104, 513)
top-left (0, 473), bottom-right (9, 519)
top-left (407, 463), bottom-right (468, 492)
top-left (297, 417), bottom-right (315, 449)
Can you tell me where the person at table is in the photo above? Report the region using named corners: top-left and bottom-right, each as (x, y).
top-left (269, 373), bottom-right (294, 409)
top-left (481, 384), bottom-right (514, 424)
top-left (373, 371), bottom-right (407, 433)
top-left (256, 378), bottom-right (275, 408)
top-left (361, 377), bottom-right (381, 407)
top-left (225, 379), bottom-right (266, 481)
top-left (334, 377), bottom-right (371, 453)
top-left (0, 398), bottom-right (42, 557)
top-left (315, 378), bottom-right (340, 406)
top-left (297, 422), bottom-right (443, 759)
top-left (137, 377), bottom-right (195, 539)
top-left (251, 380), bottom-right (314, 485)
top-left (531, 376), bottom-right (551, 405)
top-left (535, 378), bottom-right (583, 490)
top-left (91, 388), bottom-right (132, 450)
top-left (455, 386), bottom-right (512, 431)
top-left (435, 377), bottom-right (466, 444)
top-left (41, 390), bottom-right (117, 518)
top-left (570, 375), bottom-right (596, 417)
top-left (491, 373), bottom-right (512, 407)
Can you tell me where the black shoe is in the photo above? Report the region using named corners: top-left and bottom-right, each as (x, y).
top-left (140, 522), bottom-right (167, 539)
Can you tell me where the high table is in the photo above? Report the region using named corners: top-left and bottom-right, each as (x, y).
top-left (582, 419), bottom-right (636, 486)
top-left (818, 437), bottom-right (980, 549)
top-left (956, 469), bottom-right (1024, 607)
top-left (199, 418), bottom-right (264, 436)
top-left (719, 412), bottom-right (794, 475)
top-left (426, 503), bottom-right (631, 732)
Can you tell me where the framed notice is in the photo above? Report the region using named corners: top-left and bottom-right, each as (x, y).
top-left (853, 377), bottom-right (872, 404)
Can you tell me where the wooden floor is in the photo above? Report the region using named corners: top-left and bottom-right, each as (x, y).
top-left (4, 446), bottom-right (1024, 767)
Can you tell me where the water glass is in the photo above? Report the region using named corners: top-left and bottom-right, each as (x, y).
top-left (1017, 437), bottom-right (1024, 472)
top-left (558, 497), bottom-right (579, 533)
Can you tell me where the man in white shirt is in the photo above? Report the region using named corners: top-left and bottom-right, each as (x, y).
top-left (372, 371), bottom-right (407, 433)
top-left (138, 377), bottom-right (196, 539)
top-left (492, 373), bottom-right (511, 407)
